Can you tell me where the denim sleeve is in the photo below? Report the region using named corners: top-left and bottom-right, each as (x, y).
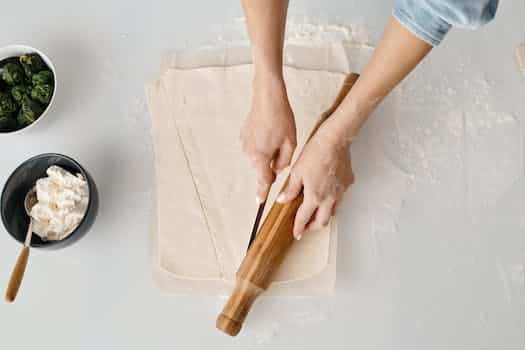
top-left (393, 0), bottom-right (499, 46)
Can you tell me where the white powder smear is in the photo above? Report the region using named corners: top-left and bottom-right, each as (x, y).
top-left (497, 262), bottom-right (525, 304)
top-left (384, 68), bottom-right (521, 216)
top-left (209, 16), bottom-right (371, 48)
top-left (240, 297), bottom-right (336, 345)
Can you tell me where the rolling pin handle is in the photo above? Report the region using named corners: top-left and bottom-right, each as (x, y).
top-left (216, 279), bottom-right (263, 336)
top-left (216, 314), bottom-right (242, 337)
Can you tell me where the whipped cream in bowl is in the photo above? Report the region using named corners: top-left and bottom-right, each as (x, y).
top-left (30, 165), bottom-right (89, 241)
top-left (1, 154), bottom-right (98, 249)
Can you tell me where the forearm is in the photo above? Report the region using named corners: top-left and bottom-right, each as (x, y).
top-left (241, 0), bottom-right (289, 82)
top-left (329, 17), bottom-right (432, 143)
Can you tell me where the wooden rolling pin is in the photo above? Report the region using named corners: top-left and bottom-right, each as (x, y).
top-left (216, 73), bottom-right (359, 336)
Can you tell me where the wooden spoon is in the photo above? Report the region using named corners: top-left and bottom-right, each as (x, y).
top-left (5, 188), bottom-right (37, 303)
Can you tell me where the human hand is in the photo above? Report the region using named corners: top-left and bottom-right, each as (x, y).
top-left (241, 76), bottom-right (297, 203)
top-left (277, 119), bottom-right (354, 240)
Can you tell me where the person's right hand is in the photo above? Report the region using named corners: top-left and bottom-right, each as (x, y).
top-left (241, 76), bottom-right (297, 204)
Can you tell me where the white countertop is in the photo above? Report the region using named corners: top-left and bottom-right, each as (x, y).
top-left (1, 1), bottom-right (524, 349)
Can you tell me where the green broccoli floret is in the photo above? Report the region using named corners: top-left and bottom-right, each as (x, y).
top-left (19, 53), bottom-right (46, 77)
top-left (0, 92), bottom-right (18, 118)
top-left (31, 84), bottom-right (53, 105)
top-left (2, 63), bottom-right (26, 85)
top-left (17, 96), bottom-right (43, 126)
top-left (10, 84), bottom-right (31, 104)
top-left (32, 70), bottom-right (54, 86)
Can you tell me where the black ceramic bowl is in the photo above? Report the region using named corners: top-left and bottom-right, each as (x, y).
top-left (1, 153), bottom-right (98, 249)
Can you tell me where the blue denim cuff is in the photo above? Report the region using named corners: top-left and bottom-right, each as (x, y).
top-left (393, 6), bottom-right (451, 46)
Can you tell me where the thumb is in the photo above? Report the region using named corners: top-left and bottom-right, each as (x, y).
top-left (277, 173), bottom-right (302, 204)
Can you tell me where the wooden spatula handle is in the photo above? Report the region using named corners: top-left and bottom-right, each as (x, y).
top-left (5, 246), bottom-right (30, 303)
top-left (216, 73), bottom-right (359, 336)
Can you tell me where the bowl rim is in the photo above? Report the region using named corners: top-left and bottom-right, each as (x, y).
top-left (0, 44), bottom-right (57, 135)
top-left (1, 153), bottom-right (94, 248)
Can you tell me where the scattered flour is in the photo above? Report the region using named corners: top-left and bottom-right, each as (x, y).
top-left (510, 264), bottom-right (525, 288)
top-left (497, 262), bottom-right (525, 304)
top-left (126, 97), bottom-right (148, 125)
top-left (209, 16), bottom-right (370, 48)
top-left (284, 19), bottom-right (369, 46)
top-left (385, 67), bottom-right (521, 214)
top-left (253, 322), bottom-right (280, 345)
top-left (240, 298), bottom-right (335, 345)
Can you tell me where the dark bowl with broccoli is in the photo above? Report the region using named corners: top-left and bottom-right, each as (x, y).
top-left (0, 45), bottom-right (56, 134)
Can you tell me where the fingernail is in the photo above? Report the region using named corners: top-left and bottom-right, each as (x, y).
top-left (296, 234), bottom-right (302, 241)
top-left (277, 193), bottom-right (286, 203)
top-left (256, 196), bottom-right (262, 204)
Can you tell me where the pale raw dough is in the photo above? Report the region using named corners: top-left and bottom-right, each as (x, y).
top-left (145, 45), bottom-right (372, 296)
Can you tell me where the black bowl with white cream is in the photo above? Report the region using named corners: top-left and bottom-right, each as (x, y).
top-left (1, 153), bottom-right (98, 249)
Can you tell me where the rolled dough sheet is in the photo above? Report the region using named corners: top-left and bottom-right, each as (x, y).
top-left (146, 45), bottom-right (372, 296)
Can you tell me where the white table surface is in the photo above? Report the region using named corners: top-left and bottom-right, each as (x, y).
top-left (1, 1), bottom-right (524, 349)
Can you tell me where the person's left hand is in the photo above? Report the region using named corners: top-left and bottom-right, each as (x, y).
top-left (277, 120), bottom-right (354, 240)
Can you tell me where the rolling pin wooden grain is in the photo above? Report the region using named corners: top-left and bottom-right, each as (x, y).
top-left (216, 73), bottom-right (359, 336)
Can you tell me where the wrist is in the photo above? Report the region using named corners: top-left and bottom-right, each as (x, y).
top-left (251, 45), bottom-right (284, 81)
top-left (318, 116), bottom-right (354, 151)
top-left (253, 70), bottom-right (289, 104)
top-left (326, 95), bottom-right (376, 144)
top-left (323, 109), bottom-right (362, 146)
top-left (253, 69), bottom-right (285, 89)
